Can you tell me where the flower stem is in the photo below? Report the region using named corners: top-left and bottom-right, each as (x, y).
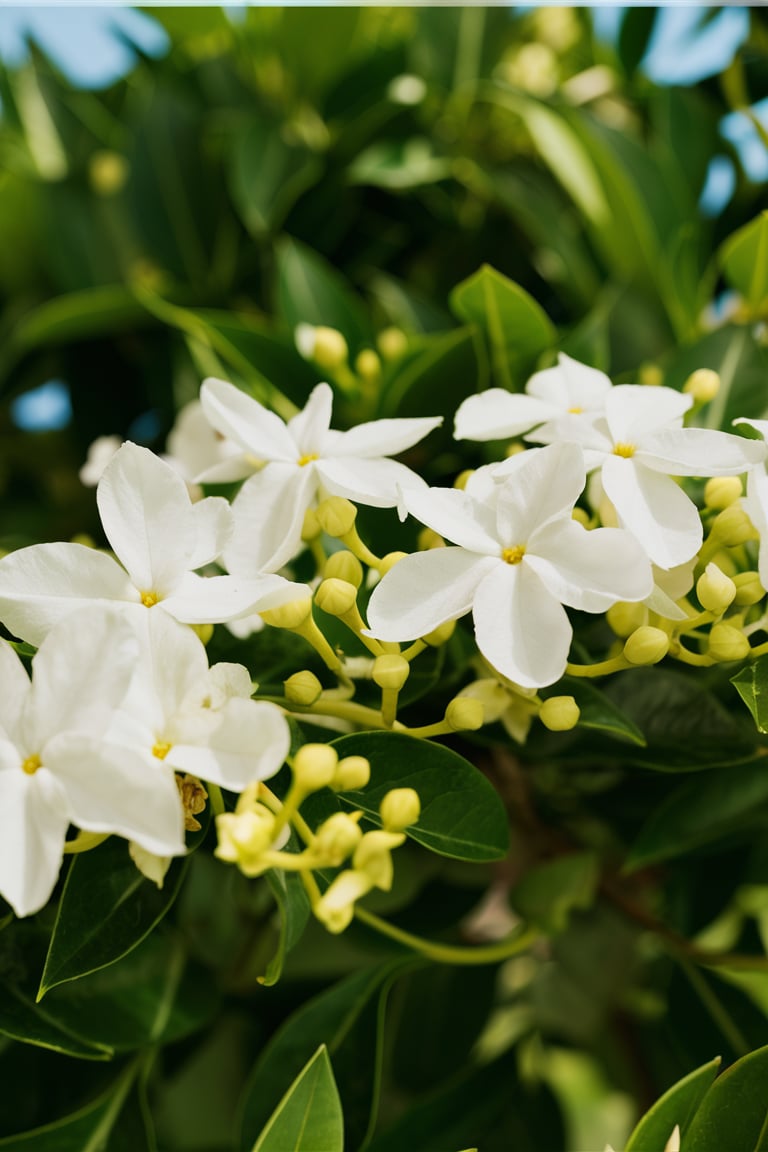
top-left (354, 905), bottom-right (538, 966)
top-left (566, 655), bottom-right (629, 677)
top-left (63, 831), bottom-right (109, 854)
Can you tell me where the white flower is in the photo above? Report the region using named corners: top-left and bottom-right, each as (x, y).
top-left (528, 385), bottom-right (766, 568)
top-left (742, 466), bottom-right (768, 591)
top-left (166, 399), bottom-right (241, 496)
top-left (367, 443), bottom-right (653, 689)
top-left (198, 379), bottom-right (442, 574)
top-left (79, 434), bottom-right (122, 487)
top-left (0, 609), bottom-right (185, 917)
top-left (454, 353), bottom-right (611, 442)
top-left (0, 441), bottom-right (308, 646)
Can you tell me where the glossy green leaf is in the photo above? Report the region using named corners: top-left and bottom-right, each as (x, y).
top-left (719, 211), bottom-right (768, 314)
top-left (0, 1061), bottom-right (137, 1150)
top-left (685, 1045), bottom-right (768, 1151)
top-left (274, 237), bottom-right (369, 350)
top-left (10, 286), bottom-right (146, 353)
top-left (561, 677), bottom-right (646, 746)
top-left (377, 326), bottom-right (485, 425)
top-left (229, 116), bottom-right (323, 237)
top-left (260, 864), bottom-right (311, 987)
top-left (625, 1057), bottom-right (721, 1151)
top-left (251, 1046), bottom-right (343, 1152)
top-left (512, 852), bottom-right (599, 933)
top-left (329, 732), bottom-right (510, 861)
top-left (38, 836), bottom-right (192, 998)
top-left (450, 264), bottom-right (555, 389)
top-left (732, 657), bottom-right (768, 733)
top-left (0, 984), bottom-right (111, 1061)
top-left (661, 324), bottom-right (768, 432)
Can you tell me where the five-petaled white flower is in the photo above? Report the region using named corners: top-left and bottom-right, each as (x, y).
top-left (0, 441), bottom-right (308, 646)
top-left (367, 443), bottom-right (653, 689)
top-left (0, 609), bottom-right (185, 917)
top-left (527, 385), bottom-right (766, 569)
top-left (198, 378), bottom-right (442, 575)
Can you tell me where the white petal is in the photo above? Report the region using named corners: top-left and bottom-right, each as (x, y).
top-left (168, 698), bottom-right (289, 791)
top-left (454, 390), bottom-right (553, 441)
top-left (316, 457), bottom-right (427, 509)
top-left (639, 428), bottom-right (767, 477)
top-left (163, 572), bottom-right (310, 624)
top-left (0, 542), bottom-right (136, 646)
top-left (473, 562), bottom-right (571, 689)
top-left (0, 768), bottom-right (69, 917)
top-left (366, 548), bottom-right (495, 641)
top-left (224, 465), bottom-right (314, 576)
top-left (167, 399), bottom-right (238, 481)
top-left (200, 378), bottom-right (295, 461)
top-left (97, 442), bottom-right (194, 594)
top-left (25, 608), bottom-right (139, 750)
top-left (527, 353), bottom-right (612, 412)
top-left (527, 521), bottom-right (653, 612)
top-left (0, 641), bottom-right (31, 745)
top-left (745, 468), bottom-right (768, 591)
top-left (400, 487), bottom-right (499, 553)
top-left (193, 455), bottom-right (257, 484)
top-left (331, 414), bottom-right (442, 458)
top-left (48, 735), bottom-right (185, 856)
top-left (495, 443), bottom-right (585, 544)
top-left (605, 384), bottom-right (691, 445)
top-left (189, 497), bottom-right (233, 569)
top-left (140, 611), bottom-right (209, 725)
top-left (288, 383), bottom-right (333, 454)
top-left (602, 457), bottom-right (702, 569)
top-left (525, 413), bottom-right (613, 458)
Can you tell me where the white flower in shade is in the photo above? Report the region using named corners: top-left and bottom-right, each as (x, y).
top-left (79, 434), bottom-right (122, 487)
top-left (527, 385), bottom-right (766, 569)
top-left (0, 441), bottom-right (308, 646)
top-left (367, 443), bottom-right (653, 689)
top-left (741, 466), bottom-right (768, 591)
top-left (166, 399), bottom-right (240, 496)
top-left (0, 609), bottom-right (185, 917)
top-left (197, 378), bottom-right (442, 575)
top-left (454, 353), bottom-right (611, 442)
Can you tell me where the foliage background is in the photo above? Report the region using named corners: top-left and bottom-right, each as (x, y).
top-left (1, 6), bottom-right (768, 1150)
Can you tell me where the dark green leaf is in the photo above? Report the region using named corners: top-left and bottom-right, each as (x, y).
top-left (625, 1057), bottom-right (721, 1151)
top-left (0, 984), bottom-right (111, 1061)
top-left (661, 324), bottom-right (768, 432)
top-left (511, 852), bottom-right (599, 933)
top-left (229, 116), bottom-right (323, 237)
top-left (377, 327), bottom-right (485, 428)
top-left (0, 1061), bottom-right (137, 1150)
top-left (618, 8), bottom-right (658, 77)
top-left (251, 1046), bottom-right (343, 1152)
top-left (686, 1045), bottom-right (768, 1151)
top-left (274, 237), bottom-right (369, 351)
top-left (561, 677), bottom-right (646, 746)
top-left (732, 657), bottom-right (768, 733)
top-left (260, 865), bottom-right (311, 987)
top-left (719, 211), bottom-right (768, 315)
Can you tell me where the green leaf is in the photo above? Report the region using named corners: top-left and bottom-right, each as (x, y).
top-left (719, 211), bottom-right (768, 314)
top-left (329, 732), bottom-right (510, 862)
top-left (0, 984), bottom-right (112, 1061)
top-left (274, 237), bottom-right (369, 351)
top-left (229, 116), bottom-right (323, 237)
top-left (377, 326), bottom-right (485, 426)
top-left (0, 1061), bottom-right (137, 1150)
top-left (251, 1046), bottom-right (343, 1152)
top-left (561, 678), bottom-right (646, 746)
top-left (10, 286), bottom-right (147, 352)
top-left (685, 1045), bottom-right (768, 1151)
top-left (450, 264), bottom-right (555, 389)
top-left (732, 657), bottom-right (768, 733)
top-left (348, 139), bottom-right (452, 190)
top-left (660, 324), bottom-right (768, 433)
top-left (38, 836), bottom-right (192, 998)
top-left (260, 864), bottom-right (312, 987)
top-left (625, 1057), bottom-right (721, 1151)
top-left (618, 8), bottom-right (658, 77)
top-left (511, 852), bottom-right (599, 933)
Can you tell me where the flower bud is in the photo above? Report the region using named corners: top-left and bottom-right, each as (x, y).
top-left (353, 829), bottom-right (404, 889)
top-left (445, 696), bottom-right (484, 731)
top-left (684, 368), bottom-right (720, 404)
top-left (708, 623), bottom-right (750, 662)
top-left (295, 323), bottom-right (348, 369)
top-left (733, 570), bottom-right (765, 606)
top-left (377, 327), bottom-right (408, 361)
top-left (215, 806), bottom-right (276, 876)
top-left (292, 743), bottom-right (338, 792)
top-left (284, 670), bottom-right (324, 706)
top-left (89, 150), bottom-right (128, 196)
top-left (607, 601), bottom-right (647, 638)
top-left (539, 696), bottom-right (580, 732)
top-left (454, 470), bottom-right (474, 491)
top-left (711, 504), bottom-right (757, 546)
top-left (313, 870), bottom-right (372, 934)
top-left (379, 551), bottom-right (408, 575)
top-left (623, 626), bottom-right (670, 666)
top-left (324, 550), bottom-right (363, 587)
top-left (314, 812), bottom-right (363, 866)
top-left (355, 349), bottom-right (381, 381)
top-left (638, 362), bottom-right (663, 387)
top-left (696, 563), bottom-right (736, 614)
top-left (301, 506), bottom-right (322, 541)
top-left (704, 476), bottom-right (743, 511)
top-left (315, 496), bottom-right (357, 538)
top-left (261, 597), bottom-right (313, 630)
top-left (332, 755), bottom-right (371, 791)
top-left (372, 654), bottom-right (410, 691)
top-left (380, 787), bottom-right (421, 831)
top-left (315, 577), bottom-right (358, 617)
top-left (418, 528), bottom-right (445, 550)
top-left (571, 507), bottom-right (591, 528)
top-left (423, 618), bottom-right (456, 647)
top-left (190, 623), bottom-right (214, 645)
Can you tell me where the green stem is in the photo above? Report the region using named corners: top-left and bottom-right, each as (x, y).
top-left (566, 655), bottom-right (630, 678)
top-left (63, 831), bottom-right (109, 854)
top-left (677, 955), bottom-right (749, 1056)
top-left (354, 905), bottom-right (538, 966)
top-left (207, 784), bottom-right (225, 818)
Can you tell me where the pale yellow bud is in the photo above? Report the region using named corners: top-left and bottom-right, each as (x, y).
top-left (89, 150), bottom-right (128, 196)
top-left (380, 787), bottom-right (421, 831)
top-left (292, 743), bottom-right (339, 792)
top-left (571, 507), bottom-right (591, 528)
top-left (301, 506), bottom-right (322, 541)
top-left (454, 470), bottom-right (474, 491)
top-left (379, 550), bottom-right (408, 575)
top-left (324, 550), bottom-right (363, 587)
top-left (445, 696), bottom-right (484, 731)
top-left (539, 696), bottom-right (580, 732)
top-left (638, 362), bottom-right (663, 387)
top-left (355, 349), bottom-right (381, 381)
top-left (315, 577), bottom-right (358, 617)
top-left (607, 601), bottom-right (647, 638)
top-left (423, 618), bottom-right (456, 647)
top-left (332, 755), bottom-right (371, 792)
top-left (418, 527), bottom-right (445, 550)
top-left (261, 597), bottom-right (313, 630)
top-left (704, 476), bottom-right (742, 511)
top-left (313, 869), bottom-right (372, 933)
top-left (711, 504), bottom-right (757, 546)
top-left (215, 806), bottom-right (276, 876)
top-left (284, 670), bottom-right (323, 706)
top-left (353, 829), bottom-right (404, 889)
top-left (315, 496), bottom-right (357, 538)
top-left (314, 812), bottom-right (363, 866)
top-left (296, 324), bottom-right (348, 369)
top-left (505, 442), bottom-right (526, 458)
top-left (70, 533), bottom-right (97, 548)
top-left (190, 623), bottom-right (214, 645)
top-left (708, 623), bottom-right (750, 662)
top-left (372, 654), bottom-right (410, 691)
top-left (684, 368), bottom-right (720, 404)
top-left (377, 327), bottom-right (408, 361)
top-left (697, 563), bottom-right (736, 614)
top-left (623, 626), bottom-right (670, 666)
top-left (733, 571), bottom-right (765, 606)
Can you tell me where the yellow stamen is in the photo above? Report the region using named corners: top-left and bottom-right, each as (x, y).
top-left (567, 406), bottom-right (582, 414)
top-left (502, 545), bottom-right (526, 565)
top-left (613, 442), bottom-right (636, 458)
top-left (21, 755), bottom-right (41, 776)
top-left (297, 453), bottom-right (319, 468)
top-left (141, 591), bottom-right (159, 608)
top-left (152, 741), bottom-right (172, 760)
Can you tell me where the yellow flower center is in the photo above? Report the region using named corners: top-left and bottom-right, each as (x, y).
top-left (21, 754), bottom-right (41, 775)
top-left (141, 591), bottom-right (159, 608)
top-left (567, 406), bottom-right (583, 414)
top-left (502, 545), bottom-right (526, 565)
top-left (297, 453), bottom-right (319, 468)
top-left (152, 741), bottom-right (172, 760)
top-left (613, 442), bottom-right (636, 458)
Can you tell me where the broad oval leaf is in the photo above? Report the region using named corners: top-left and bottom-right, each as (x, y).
top-left (685, 1044), bottom-right (768, 1152)
top-left (561, 677), bottom-right (646, 746)
top-left (251, 1046), bottom-right (343, 1152)
top-left (511, 852), bottom-right (599, 934)
top-left (625, 1057), bottom-right (721, 1151)
top-left (719, 211), bottom-right (768, 315)
top-left (330, 731), bottom-right (510, 862)
top-left (230, 116), bottom-right (323, 238)
top-left (274, 237), bottom-right (369, 351)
